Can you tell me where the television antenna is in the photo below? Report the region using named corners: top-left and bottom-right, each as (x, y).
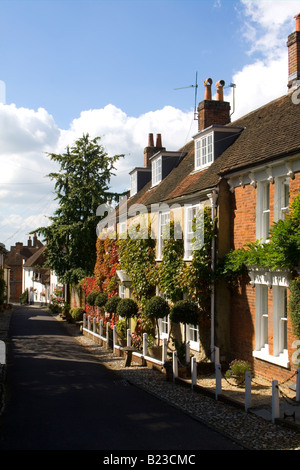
top-left (224, 83), bottom-right (236, 116)
top-left (174, 71), bottom-right (199, 120)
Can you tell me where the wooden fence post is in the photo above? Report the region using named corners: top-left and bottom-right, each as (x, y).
top-left (106, 327), bottom-right (109, 349)
top-left (162, 338), bottom-right (167, 363)
top-left (296, 368), bottom-right (300, 403)
top-left (113, 325), bottom-right (117, 349)
top-left (127, 328), bottom-right (131, 347)
top-left (143, 333), bottom-right (148, 357)
top-left (186, 342), bottom-right (190, 365)
top-left (272, 380), bottom-right (280, 423)
top-left (245, 371), bottom-right (252, 412)
top-left (215, 362), bottom-right (222, 400)
top-left (191, 356), bottom-right (197, 389)
top-left (173, 351), bottom-right (178, 382)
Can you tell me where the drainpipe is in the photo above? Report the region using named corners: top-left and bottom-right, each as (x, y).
top-left (209, 188), bottom-right (219, 363)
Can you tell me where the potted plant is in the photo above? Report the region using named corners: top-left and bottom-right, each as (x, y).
top-left (116, 318), bottom-right (127, 346)
top-left (144, 296), bottom-right (170, 358)
top-left (169, 299), bottom-right (199, 377)
top-left (225, 359), bottom-right (251, 386)
top-left (70, 307), bottom-right (85, 322)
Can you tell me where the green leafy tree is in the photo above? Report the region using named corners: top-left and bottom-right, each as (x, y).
top-left (35, 134), bottom-right (123, 284)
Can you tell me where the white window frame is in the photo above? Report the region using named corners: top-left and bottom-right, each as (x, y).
top-left (273, 286), bottom-right (288, 357)
top-left (256, 181), bottom-right (270, 242)
top-left (152, 155), bottom-right (162, 186)
top-left (186, 324), bottom-right (200, 351)
top-left (252, 270), bottom-right (290, 368)
top-left (274, 176), bottom-right (289, 222)
top-left (184, 203), bottom-right (201, 260)
top-left (255, 284), bottom-right (269, 353)
top-left (130, 172), bottom-right (137, 197)
top-left (157, 210), bottom-right (170, 260)
top-left (119, 284), bottom-right (125, 299)
top-left (195, 133), bottom-right (213, 170)
top-left (159, 316), bottom-right (169, 339)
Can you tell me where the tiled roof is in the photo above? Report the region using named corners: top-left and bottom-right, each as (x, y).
top-left (125, 91), bottom-right (300, 212)
top-left (23, 245), bottom-right (46, 267)
top-left (219, 92), bottom-right (300, 175)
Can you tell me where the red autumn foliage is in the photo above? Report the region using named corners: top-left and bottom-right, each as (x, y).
top-left (81, 236), bottom-right (119, 315)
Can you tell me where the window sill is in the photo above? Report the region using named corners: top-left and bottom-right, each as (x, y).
top-left (253, 348), bottom-right (290, 368)
top-left (189, 340), bottom-right (200, 352)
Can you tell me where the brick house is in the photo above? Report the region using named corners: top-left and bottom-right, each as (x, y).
top-left (4, 233), bottom-right (43, 302)
top-left (106, 14), bottom-right (300, 381)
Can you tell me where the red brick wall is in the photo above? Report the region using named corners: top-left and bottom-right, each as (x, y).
top-left (231, 184), bottom-right (256, 249)
top-left (198, 100), bottom-right (230, 132)
top-left (229, 171), bottom-right (300, 381)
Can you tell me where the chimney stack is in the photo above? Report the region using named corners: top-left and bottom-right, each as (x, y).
top-left (144, 133), bottom-right (165, 167)
top-left (287, 13), bottom-right (300, 90)
top-left (197, 78), bottom-right (231, 132)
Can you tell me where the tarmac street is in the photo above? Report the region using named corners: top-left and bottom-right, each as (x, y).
top-left (0, 305), bottom-right (243, 452)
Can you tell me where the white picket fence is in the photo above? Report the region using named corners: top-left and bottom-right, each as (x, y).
top-left (83, 315), bottom-right (300, 421)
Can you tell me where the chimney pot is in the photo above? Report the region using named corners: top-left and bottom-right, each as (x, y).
top-left (216, 80), bottom-right (225, 101)
top-left (295, 13), bottom-right (300, 32)
top-left (204, 78), bottom-right (213, 100)
top-left (148, 133), bottom-right (154, 147)
top-left (156, 133), bottom-right (162, 148)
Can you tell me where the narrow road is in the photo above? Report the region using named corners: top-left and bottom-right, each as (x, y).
top-left (0, 305), bottom-right (242, 452)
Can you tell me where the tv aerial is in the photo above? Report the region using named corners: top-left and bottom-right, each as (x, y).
top-left (174, 71), bottom-right (199, 120)
top-left (225, 82), bottom-right (236, 116)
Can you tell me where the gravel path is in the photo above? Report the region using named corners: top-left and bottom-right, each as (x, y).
top-left (1, 306), bottom-right (300, 451)
top-left (74, 329), bottom-right (300, 451)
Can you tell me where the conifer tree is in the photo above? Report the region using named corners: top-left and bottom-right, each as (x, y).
top-left (35, 134), bottom-right (123, 284)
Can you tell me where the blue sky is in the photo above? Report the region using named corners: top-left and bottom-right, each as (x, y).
top-left (0, 0), bottom-right (250, 128)
top-left (0, 0), bottom-right (299, 248)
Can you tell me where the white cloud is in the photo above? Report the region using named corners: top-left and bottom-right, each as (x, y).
top-left (1, 0), bottom-right (299, 249)
top-left (0, 102), bottom-right (197, 247)
top-left (227, 0), bottom-right (299, 119)
top-left (56, 104), bottom-right (197, 193)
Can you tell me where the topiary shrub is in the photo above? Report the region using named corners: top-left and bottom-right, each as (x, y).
top-left (86, 291), bottom-right (99, 306)
top-left (116, 298), bottom-right (139, 330)
top-left (170, 299), bottom-right (199, 343)
top-left (105, 295), bottom-right (121, 315)
top-left (95, 292), bottom-right (108, 308)
top-left (144, 296), bottom-right (170, 345)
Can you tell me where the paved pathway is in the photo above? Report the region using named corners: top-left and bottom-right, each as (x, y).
top-left (0, 305), bottom-right (243, 452)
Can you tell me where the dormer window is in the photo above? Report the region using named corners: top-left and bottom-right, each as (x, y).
top-left (195, 133), bottom-right (213, 170)
top-left (193, 125), bottom-right (243, 173)
top-left (130, 172), bottom-right (137, 197)
top-left (129, 167), bottom-right (151, 197)
top-left (152, 155), bottom-right (162, 186)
